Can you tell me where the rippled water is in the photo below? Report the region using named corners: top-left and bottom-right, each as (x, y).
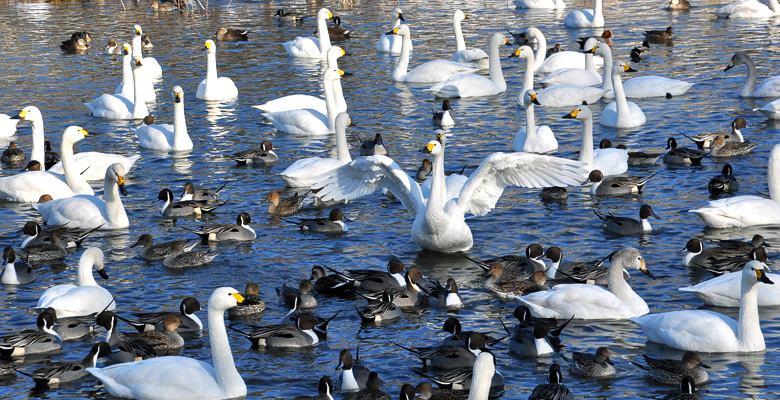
top-left (0, 0), bottom-right (779, 398)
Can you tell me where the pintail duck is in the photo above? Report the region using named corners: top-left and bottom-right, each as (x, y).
top-left (118, 297), bottom-right (202, 333)
top-left (286, 209), bottom-right (348, 233)
top-left (486, 268), bottom-right (549, 298)
top-left (708, 164), bottom-right (739, 197)
top-left (663, 137), bottom-right (708, 165)
top-left (1, 141), bottom-right (24, 166)
top-left (157, 188), bottom-right (226, 217)
top-left (162, 244), bottom-right (218, 269)
top-left (644, 26), bottom-right (674, 43)
top-left (228, 282), bottom-right (266, 319)
top-left (275, 9), bottom-right (306, 22)
top-left (501, 305), bottom-right (570, 356)
top-left (230, 141), bottom-right (278, 165)
top-left (439, 317), bottom-right (504, 348)
top-left (1, 246), bottom-right (35, 285)
top-left (214, 27), bottom-right (248, 42)
top-left (336, 348), bottom-right (372, 392)
top-left (463, 243), bottom-right (546, 277)
top-left (569, 347), bottom-right (616, 377)
top-left (359, 134), bottom-right (389, 156)
top-left (266, 191), bottom-right (307, 216)
top-left (421, 278), bottom-right (462, 309)
top-left (544, 246), bottom-right (625, 285)
top-left (96, 311), bottom-right (158, 362)
top-left (353, 372), bottom-right (390, 400)
top-left (412, 351), bottom-right (504, 395)
top-left (180, 181), bottom-right (227, 202)
top-left (278, 280), bottom-right (318, 309)
top-left (21, 229), bottom-right (68, 263)
top-left (634, 351), bottom-right (710, 385)
top-left (231, 312), bottom-right (320, 348)
top-left (28, 342), bottom-right (111, 387)
top-left (682, 239), bottom-right (765, 275)
top-left (715, 234), bottom-right (768, 252)
top-left (43, 307), bottom-right (98, 340)
top-left (600, 140), bottom-right (663, 166)
top-left (309, 265), bottom-right (355, 296)
top-left (587, 170), bottom-right (658, 196)
top-left (432, 100), bottom-right (455, 127)
top-left (150, 0), bottom-right (181, 12)
top-left (416, 159), bottom-right (434, 181)
top-left (191, 212), bottom-right (256, 242)
top-left (22, 221), bottom-right (100, 249)
top-left (685, 118), bottom-right (747, 149)
top-left (529, 363), bottom-right (574, 400)
top-left (0, 312), bottom-right (62, 357)
top-left (394, 332), bottom-right (487, 370)
top-left (662, 376), bottom-right (701, 400)
top-left (368, 267), bottom-right (424, 310)
top-left (357, 288), bottom-right (402, 323)
top-left (325, 259), bottom-right (406, 293)
top-left (139, 315), bottom-right (184, 353)
top-left (130, 234), bottom-right (197, 261)
top-left (294, 376), bottom-right (335, 400)
top-left (141, 34), bottom-right (154, 49)
top-left (711, 135), bottom-right (756, 157)
top-left (105, 39), bottom-right (121, 55)
top-left (595, 204), bottom-right (659, 236)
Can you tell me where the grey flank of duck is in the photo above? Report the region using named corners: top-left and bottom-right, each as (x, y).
top-left (1, 247), bottom-right (35, 285)
top-left (595, 204), bottom-right (658, 236)
top-left (544, 246), bottom-right (625, 284)
top-left (635, 351), bottom-right (710, 385)
top-left (118, 297), bottom-right (203, 333)
top-left (394, 332), bottom-right (486, 370)
top-left (28, 342), bottom-right (111, 387)
top-left (0, 312), bottom-right (62, 357)
top-left (192, 212), bottom-right (256, 242)
top-left (22, 221), bottom-right (101, 249)
top-left (714, 234), bottom-right (768, 252)
top-left (230, 141), bottom-right (278, 165)
top-left (266, 191), bottom-right (307, 216)
top-left (503, 305), bottom-right (571, 356)
top-left (528, 363), bottom-right (574, 400)
top-left (230, 312), bottom-right (320, 348)
top-left (487, 267), bottom-right (549, 298)
top-left (686, 117), bottom-right (747, 149)
top-left (139, 315), bottom-right (185, 353)
top-left (157, 188), bottom-right (226, 217)
top-left (309, 265), bottom-right (355, 296)
top-left (214, 27), bottom-right (249, 42)
top-left (286, 209), bottom-right (348, 233)
top-left (131, 234), bottom-right (198, 261)
top-left (464, 243), bottom-right (546, 277)
top-left (1, 142), bottom-right (24, 166)
top-left (278, 280), bottom-right (318, 309)
top-left (228, 282), bottom-right (266, 319)
top-left (602, 140), bottom-right (663, 166)
top-left (96, 311), bottom-right (158, 362)
top-left (353, 371), bottom-right (390, 400)
top-left (439, 317), bottom-right (504, 348)
top-left (369, 267), bottom-right (424, 310)
top-left (662, 376), bottom-right (701, 400)
top-left (708, 164), bottom-right (739, 197)
top-left (569, 347), bottom-right (616, 377)
top-left (587, 170), bottom-right (658, 196)
top-left (359, 133), bottom-right (389, 156)
top-left (710, 135), bottom-right (756, 157)
top-left (327, 259), bottom-right (406, 293)
top-left (180, 181), bottom-right (227, 202)
top-left (336, 348), bottom-right (372, 392)
top-left (22, 229), bottom-right (67, 263)
top-left (162, 244), bottom-right (217, 269)
top-left (293, 376), bottom-right (334, 400)
top-left (421, 277), bottom-right (462, 309)
top-left (357, 288), bottom-right (402, 323)
top-left (663, 137), bottom-right (708, 165)
top-left (644, 26), bottom-right (674, 43)
top-left (432, 100), bottom-right (454, 127)
top-left (275, 9), bottom-right (306, 22)
top-left (44, 308), bottom-right (97, 340)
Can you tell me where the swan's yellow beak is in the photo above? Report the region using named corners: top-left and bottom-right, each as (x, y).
top-left (503, 38), bottom-right (508, 45)
top-left (135, 59), bottom-right (143, 66)
top-left (232, 293), bottom-right (245, 304)
top-left (117, 176), bottom-right (125, 186)
top-left (336, 69), bottom-right (345, 76)
top-left (327, 12), bottom-right (333, 18)
top-left (563, 109), bottom-right (579, 119)
top-left (340, 48), bottom-right (346, 56)
top-left (509, 48), bottom-right (523, 58)
top-left (79, 129), bottom-right (88, 136)
top-left (392, 27), bottom-right (400, 34)
top-left (135, 28), bottom-right (141, 35)
top-left (586, 45), bottom-right (598, 53)
top-left (17, 110), bottom-right (28, 119)
top-left (435, 133), bottom-right (444, 142)
top-left (424, 143), bottom-right (435, 153)
top-left (204, 41), bottom-right (212, 50)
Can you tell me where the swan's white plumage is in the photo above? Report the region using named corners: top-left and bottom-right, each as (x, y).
top-left (680, 271), bottom-right (780, 307)
top-left (283, 8), bottom-right (333, 59)
top-left (620, 76), bottom-right (694, 98)
top-left (565, 105), bottom-right (628, 176)
top-left (0, 171), bottom-right (74, 202)
top-left (427, 33), bottom-right (507, 98)
top-left (0, 114), bottom-right (19, 137)
top-left (526, 28), bottom-right (603, 73)
top-left (48, 153), bottom-right (140, 182)
top-left (715, 0), bottom-right (779, 18)
top-left (131, 25), bottom-right (163, 80)
top-left (514, 0), bottom-right (565, 8)
top-left (115, 42), bottom-right (156, 102)
top-left (87, 56), bottom-right (149, 120)
top-left (196, 40), bottom-right (238, 101)
top-left (600, 61), bottom-right (646, 128)
top-left (390, 24), bottom-right (478, 83)
top-left (134, 86), bottom-right (192, 151)
top-left (279, 112), bottom-right (352, 187)
top-left (514, 90), bottom-right (557, 153)
top-left (565, 0), bottom-right (604, 28)
top-left (450, 10), bottom-right (489, 69)
top-left (376, 8), bottom-right (407, 54)
top-left (755, 98), bottom-right (780, 119)
top-left (36, 248), bottom-right (115, 318)
top-left (262, 68), bottom-right (342, 136)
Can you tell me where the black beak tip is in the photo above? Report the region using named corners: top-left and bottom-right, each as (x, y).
top-left (99, 269), bottom-right (109, 279)
top-left (119, 184), bottom-right (128, 196)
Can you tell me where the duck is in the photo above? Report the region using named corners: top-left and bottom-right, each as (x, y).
top-left (432, 100), bottom-right (455, 127)
top-left (359, 134), bottom-right (389, 156)
top-left (96, 310), bottom-right (158, 362)
top-left (376, 8), bottom-right (407, 54)
top-left (682, 239), bottom-right (763, 275)
top-left (283, 8), bottom-right (333, 59)
top-left (755, 98), bottom-right (780, 119)
top-left (715, 234), bottom-right (768, 252)
top-left (635, 259), bottom-right (772, 352)
top-left (422, 278), bottom-right (463, 309)
top-left (413, 351), bottom-right (503, 396)
top-left (562, 105), bottom-right (629, 175)
top-left (35, 248), bottom-right (114, 318)
top-left (513, 90), bottom-right (557, 153)
top-left (275, 9), bottom-right (306, 22)
top-left (139, 316), bottom-right (185, 353)
top-left (277, 280), bottom-right (318, 309)
top-left (180, 182), bottom-right (226, 202)
top-left (569, 347), bottom-right (616, 377)
top-left (131, 25), bottom-right (163, 79)
top-left (524, 27), bottom-right (604, 73)
top-left (157, 188), bottom-right (225, 217)
top-left (227, 283), bottom-right (265, 319)
top-left (134, 86), bottom-right (192, 151)
top-left (232, 312), bottom-right (320, 348)
top-left (715, 0), bottom-right (779, 18)
top-left (336, 348), bottom-right (372, 392)
top-left (262, 69), bottom-right (343, 136)
top-left (353, 372), bottom-right (390, 400)
top-left (21, 229), bottom-right (68, 263)
top-left (644, 26), bottom-right (674, 43)
top-left (680, 252), bottom-right (780, 306)
top-left (113, 42), bottom-right (155, 103)
top-left (667, 0), bottom-right (690, 9)
top-left (635, 352), bottom-right (710, 385)
top-left (513, 0), bottom-right (565, 8)
top-left (372, 267), bottom-right (424, 310)
top-left (295, 376), bottom-right (335, 400)
top-left (130, 234), bottom-right (197, 261)
top-left (191, 212), bottom-right (256, 242)
top-left (587, 170), bottom-right (658, 196)
top-left (440, 318), bottom-right (505, 348)
top-left (357, 288), bottom-right (403, 323)
top-left (119, 297), bottom-right (203, 333)
top-left (500, 316), bottom-right (557, 356)
top-left (278, 112), bottom-right (352, 187)
top-left (388, 25), bottom-right (478, 83)
top-left (150, 1), bottom-right (181, 12)
top-left (576, 30), bottom-right (613, 49)
top-left (21, 221), bottom-right (99, 249)
top-left (322, 16), bottom-right (351, 41)
top-left (663, 137), bottom-right (708, 165)
top-left (42, 308), bottom-right (98, 340)
top-left (565, 0), bottom-right (604, 28)
top-left (685, 117), bottom-right (748, 149)
top-left (725, 51), bottom-right (780, 97)
top-left (214, 27), bottom-right (248, 42)
top-left (1, 247), bottom-right (35, 285)
top-left (0, 113), bottom-right (19, 137)
top-left (630, 42), bottom-right (649, 63)
top-left (487, 268), bottom-right (549, 298)
top-left (229, 141), bottom-right (278, 165)
top-left (196, 40), bottom-right (238, 101)
top-left (426, 33), bottom-right (506, 98)
top-left (326, 259), bottom-right (406, 293)
top-left (595, 204), bottom-right (659, 236)
top-left (395, 332), bottom-right (487, 370)
top-left (60, 37), bottom-right (89, 53)
top-left (540, 38), bottom-right (601, 87)
top-left (599, 62), bottom-right (647, 128)
top-left (540, 187), bottom-right (568, 201)
top-left (33, 163), bottom-right (129, 229)
top-left (285, 209), bottom-right (349, 234)
top-left (1, 141), bottom-right (25, 166)
top-left (313, 139), bottom-right (587, 253)
top-left (711, 135), bottom-right (756, 157)
top-left (88, 287), bottom-right (247, 400)
top-left (0, 312), bottom-right (62, 357)
top-left (662, 377), bottom-right (701, 400)
top-left (463, 243), bottom-right (546, 276)
top-left (309, 266), bottom-right (362, 296)
top-left (519, 248), bottom-right (653, 319)
top-left (529, 363), bottom-right (574, 400)
top-left (86, 57), bottom-right (150, 120)
top-left (265, 191), bottom-right (306, 216)
top-left (29, 342), bottom-right (111, 387)
top-left (162, 244), bottom-right (218, 269)
top-left (449, 10), bottom-right (489, 69)
top-left (544, 246), bottom-right (617, 284)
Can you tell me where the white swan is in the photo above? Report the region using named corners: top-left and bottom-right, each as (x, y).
top-left (540, 38), bottom-right (601, 87)
top-left (690, 143), bottom-right (780, 228)
top-left (755, 98), bottom-right (780, 119)
top-left (426, 33), bottom-right (507, 98)
top-left (518, 248), bottom-right (653, 319)
top-left (134, 86), bottom-right (192, 151)
top-left (10, 106), bottom-right (46, 167)
top-left (196, 40), bottom-right (238, 101)
top-left (633, 260), bottom-right (773, 352)
top-left (86, 57), bottom-right (150, 120)
top-left (0, 114), bottom-right (19, 137)
top-left (450, 10), bottom-right (489, 69)
top-left (600, 61), bottom-right (647, 128)
top-left (261, 68), bottom-right (342, 136)
top-left (376, 8), bottom-right (407, 54)
top-left (115, 42), bottom-right (156, 103)
top-left (36, 247), bottom-right (115, 318)
top-left (514, 90), bottom-right (558, 153)
top-left (55, 126), bottom-right (93, 195)
top-left (514, 0), bottom-right (565, 9)
top-left (526, 27), bottom-right (603, 73)
top-left (279, 112), bottom-right (352, 188)
top-left (562, 104), bottom-right (628, 176)
top-left (34, 163), bottom-right (129, 229)
top-left (313, 139), bottom-right (588, 253)
top-left (680, 270), bottom-right (780, 307)
top-left (389, 24), bottom-right (479, 83)
top-left (283, 8), bottom-right (333, 59)
top-left (88, 287), bottom-right (246, 400)
top-left (715, 0), bottom-right (779, 18)
top-left (725, 51), bottom-right (780, 98)
top-left (565, 0), bottom-right (605, 28)
top-left (131, 25), bottom-right (163, 80)
top-left (511, 46), bottom-right (606, 107)
top-left (597, 43), bottom-right (693, 99)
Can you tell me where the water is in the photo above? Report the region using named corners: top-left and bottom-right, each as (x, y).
top-left (0, 0), bottom-right (779, 398)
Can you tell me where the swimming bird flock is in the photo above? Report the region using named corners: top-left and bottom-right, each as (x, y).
top-left (0, 0), bottom-right (779, 399)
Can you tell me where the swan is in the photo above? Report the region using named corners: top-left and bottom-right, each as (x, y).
top-left (565, 0), bottom-right (605, 28)
top-left (517, 248), bottom-right (653, 319)
top-left (562, 104), bottom-right (629, 176)
top-left (283, 8), bottom-right (333, 59)
top-left (680, 269), bottom-right (780, 307)
top-left (526, 27), bottom-right (603, 73)
top-left (599, 61), bottom-right (647, 128)
top-left (261, 68), bottom-right (342, 136)
top-left (86, 57), bottom-right (150, 120)
top-left (714, 0), bottom-right (779, 18)
top-left (115, 42), bottom-right (156, 103)
top-left (633, 260), bottom-right (773, 352)
top-left (511, 46), bottom-right (606, 107)
top-left (376, 8), bottom-right (407, 54)
top-left (196, 40), bottom-right (238, 101)
top-left (540, 38), bottom-right (601, 87)
top-left (514, 0), bottom-right (565, 9)
top-left (755, 98), bottom-right (780, 119)
top-left (450, 10), bottom-right (489, 69)
top-left (388, 24), bottom-right (479, 83)
top-left (690, 143), bottom-right (780, 228)
top-left (514, 90), bottom-right (558, 153)
top-left (134, 86), bottom-right (192, 151)
top-left (9, 106), bottom-right (46, 168)
top-left (35, 247), bottom-right (115, 318)
top-left (279, 112), bottom-right (352, 187)
top-left (426, 33), bottom-right (507, 98)
top-left (88, 287), bottom-right (246, 400)
top-left (131, 25), bottom-right (162, 80)
top-left (33, 163), bottom-right (130, 229)
top-left (725, 51), bottom-right (780, 98)
top-left (596, 43), bottom-right (692, 99)
top-left (313, 139), bottom-right (588, 253)
top-left (0, 114), bottom-right (19, 137)
top-left (251, 46), bottom-right (346, 115)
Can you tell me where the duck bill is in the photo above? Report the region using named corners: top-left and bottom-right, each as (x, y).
top-left (699, 361), bottom-right (711, 369)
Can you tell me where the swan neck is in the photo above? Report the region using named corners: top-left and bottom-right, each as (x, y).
top-left (466, 362), bottom-right (494, 400)
top-left (600, 50), bottom-right (614, 92)
top-left (104, 174), bottom-right (128, 227)
top-left (317, 17), bottom-right (331, 54)
top-left (335, 120), bottom-right (351, 164)
top-left (585, 51), bottom-right (597, 74)
top-left (741, 57), bottom-right (757, 97)
top-left (768, 145), bottom-right (780, 201)
top-left (31, 119), bottom-right (45, 168)
top-left (131, 67), bottom-right (149, 119)
top-left (60, 137), bottom-right (91, 195)
top-left (453, 18), bottom-right (466, 51)
top-left (323, 74), bottom-right (338, 132)
top-left (579, 116), bottom-right (594, 167)
top-left (208, 303), bottom-right (246, 395)
top-left (522, 54), bottom-right (535, 101)
top-left (488, 37), bottom-right (506, 88)
top-left (206, 51), bottom-right (218, 85)
top-left (608, 263), bottom-right (646, 314)
top-left (428, 150), bottom-right (447, 210)
top-left (173, 98), bottom-right (189, 148)
top-left (394, 33), bottom-right (412, 81)
top-left (613, 70), bottom-right (630, 121)
top-left (525, 101), bottom-right (537, 139)
top-left (131, 36), bottom-right (142, 58)
top-left (120, 54), bottom-right (134, 102)
top-left (738, 278), bottom-right (764, 351)
top-left (594, 0), bottom-right (604, 19)
top-left (77, 253), bottom-right (99, 286)
top-left (532, 32), bottom-right (546, 70)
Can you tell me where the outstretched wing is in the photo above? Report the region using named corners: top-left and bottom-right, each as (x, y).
top-left (457, 153), bottom-right (587, 216)
top-left (312, 155), bottom-right (425, 218)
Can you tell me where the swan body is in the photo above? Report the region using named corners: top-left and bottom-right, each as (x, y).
top-left (633, 260), bottom-right (773, 352)
top-left (755, 98), bottom-right (780, 119)
top-left (390, 25), bottom-right (478, 83)
top-left (36, 248), bottom-right (115, 318)
top-left (540, 38), bottom-right (601, 87)
top-left (0, 114), bottom-right (19, 137)
top-left (376, 8), bottom-right (407, 54)
top-left (680, 271), bottom-right (780, 307)
top-left (514, 90), bottom-right (557, 153)
top-left (262, 68), bottom-right (342, 136)
top-left (725, 51), bottom-right (780, 98)
top-left (115, 42), bottom-right (156, 102)
top-left (134, 86), bottom-right (192, 151)
top-left (565, 0), bottom-right (605, 28)
top-left (283, 8), bottom-right (333, 59)
top-left (714, 0), bottom-right (779, 18)
top-left (86, 57), bottom-right (150, 120)
top-left (427, 33), bottom-right (507, 98)
top-left (526, 28), bottom-right (603, 73)
top-left (450, 10), bottom-right (489, 69)
top-left (131, 25), bottom-right (163, 79)
top-left (48, 153), bottom-right (140, 182)
top-left (313, 139), bottom-right (588, 253)
top-left (279, 112), bottom-right (352, 187)
top-left (600, 62), bottom-right (646, 128)
top-left (196, 40), bottom-right (238, 101)
top-left (616, 76), bottom-right (694, 98)
top-left (514, 0), bottom-right (565, 8)
top-left (34, 163), bottom-right (129, 229)
top-left (563, 105), bottom-right (628, 176)
top-left (88, 287), bottom-right (247, 400)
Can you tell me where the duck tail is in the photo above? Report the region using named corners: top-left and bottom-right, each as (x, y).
top-left (497, 315), bottom-right (513, 337)
top-left (458, 252), bottom-right (490, 272)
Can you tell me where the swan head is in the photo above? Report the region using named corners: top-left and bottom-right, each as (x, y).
top-left (562, 104), bottom-right (593, 121)
top-left (583, 38), bottom-right (599, 53)
top-left (612, 247), bottom-right (653, 279)
top-left (725, 52), bottom-right (750, 72)
top-left (106, 163), bottom-right (128, 196)
top-left (172, 86), bottom-right (184, 104)
top-left (203, 39), bottom-right (216, 54)
top-left (133, 24), bottom-right (143, 37)
top-left (387, 24), bottom-right (410, 37)
top-left (393, 7), bottom-right (405, 21)
top-left (508, 45), bottom-right (534, 62)
top-left (525, 27), bottom-right (542, 40)
top-left (12, 106), bottom-right (42, 123)
top-left (323, 68), bottom-right (345, 83)
top-left (132, 56), bottom-right (144, 69)
top-left (744, 260), bottom-right (774, 285)
top-left (122, 42), bottom-right (131, 56)
top-left (491, 33), bottom-right (508, 48)
top-left (209, 287), bottom-right (244, 312)
top-left (317, 8), bottom-right (333, 20)
top-left (613, 61), bottom-right (637, 76)
top-left (83, 247), bottom-right (108, 279)
top-left (420, 140), bottom-right (443, 156)
top-left (62, 126), bottom-right (88, 145)
top-left (326, 46), bottom-right (345, 67)
top-left (453, 9), bottom-right (467, 22)
top-left (335, 112), bottom-right (350, 133)
top-left (523, 90), bottom-right (541, 106)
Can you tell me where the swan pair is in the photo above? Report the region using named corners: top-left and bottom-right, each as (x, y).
top-left (376, 8), bottom-right (407, 54)
top-left (134, 86), bottom-right (193, 151)
top-left (388, 25), bottom-right (478, 83)
top-left (115, 42), bottom-right (156, 102)
top-left (562, 105), bottom-right (629, 175)
top-left (196, 40), bottom-right (238, 101)
top-left (283, 8), bottom-right (333, 59)
top-left (262, 68), bottom-right (344, 136)
top-left (279, 113), bottom-right (351, 187)
top-left (87, 56), bottom-right (150, 120)
top-left (313, 138), bottom-right (588, 253)
top-left (449, 10), bottom-right (489, 69)
top-left (426, 33), bottom-right (507, 98)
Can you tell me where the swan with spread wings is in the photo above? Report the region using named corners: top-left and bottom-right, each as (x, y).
top-left (313, 139), bottom-right (588, 253)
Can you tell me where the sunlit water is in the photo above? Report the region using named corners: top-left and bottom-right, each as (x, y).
top-left (0, 0), bottom-right (779, 398)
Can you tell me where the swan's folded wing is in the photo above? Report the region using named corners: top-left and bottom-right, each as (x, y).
top-left (312, 155), bottom-right (425, 217)
top-left (457, 153), bottom-right (588, 216)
